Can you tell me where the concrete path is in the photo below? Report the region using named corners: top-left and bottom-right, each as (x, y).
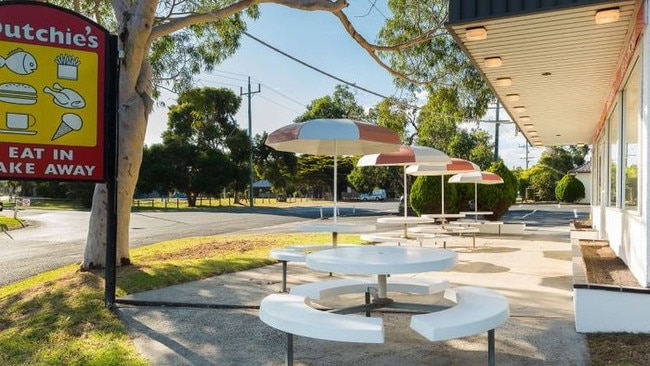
top-left (116, 229), bottom-right (590, 365)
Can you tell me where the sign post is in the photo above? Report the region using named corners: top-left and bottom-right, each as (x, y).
top-left (0, 2), bottom-right (118, 306)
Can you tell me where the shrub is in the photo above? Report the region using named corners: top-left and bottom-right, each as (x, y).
top-left (410, 161), bottom-right (517, 219)
top-left (555, 174), bottom-right (585, 203)
top-left (479, 161), bottom-right (518, 220)
top-left (409, 175), bottom-right (460, 215)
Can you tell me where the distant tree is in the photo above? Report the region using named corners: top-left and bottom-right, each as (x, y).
top-left (146, 87), bottom-right (245, 206)
top-left (523, 165), bottom-right (562, 201)
top-left (416, 88), bottom-right (464, 151)
top-left (537, 146), bottom-right (583, 175)
top-left (448, 129), bottom-right (494, 169)
top-left (297, 155), bottom-right (355, 199)
top-left (254, 132), bottom-right (298, 194)
top-left (348, 164), bottom-right (401, 197)
top-left (369, 98), bottom-right (415, 144)
top-left (295, 85), bottom-right (366, 122)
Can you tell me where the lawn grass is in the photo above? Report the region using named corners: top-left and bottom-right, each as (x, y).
top-left (0, 232), bottom-right (362, 365)
top-left (0, 216), bottom-right (24, 231)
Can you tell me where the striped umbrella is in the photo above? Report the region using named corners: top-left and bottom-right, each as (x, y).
top-left (406, 159), bottom-right (480, 216)
top-left (266, 119), bottom-right (401, 223)
top-left (357, 146), bottom-right (450, 218)
top-left (448, 171), bottom-right (504, 218)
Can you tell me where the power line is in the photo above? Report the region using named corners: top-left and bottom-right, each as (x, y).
top-left (257, 94), bottom-right (304, 115)
top-left (243, 31), bottom-right (398, 102)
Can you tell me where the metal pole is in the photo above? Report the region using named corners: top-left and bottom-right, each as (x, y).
top-left (240, 77), bottom-right (260, 208)
top-left (105, 35), bottom-right (120, 308)
top-left (286, 333), bottom-right (293, 366)
top-left (494, 101), bottom-right (500, 162)
top-left (488, 329), bottom-right (495, 366)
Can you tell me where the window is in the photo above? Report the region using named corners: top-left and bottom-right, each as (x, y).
top-left (608, 103), bottom-right (619, 207)
top-left (623, 59), bottom-right (640, 211)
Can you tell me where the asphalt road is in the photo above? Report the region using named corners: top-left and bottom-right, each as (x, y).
top-left (0, 202), bottom-right (393, 286)
top-left (0, 201), bottom-right (589, 286)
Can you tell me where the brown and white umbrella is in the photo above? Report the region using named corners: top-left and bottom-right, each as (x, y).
top-left (357, 145), bottom-right (450, 218)
top-left (447, 171), bottom-right (504, 218)
top-left (406, 159), bottom-right (480, 216)
top-left (266, 119), bottom-right (401, 224)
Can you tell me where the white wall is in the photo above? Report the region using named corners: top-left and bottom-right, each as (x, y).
top-left (575, 173), bottom-right (591, 204)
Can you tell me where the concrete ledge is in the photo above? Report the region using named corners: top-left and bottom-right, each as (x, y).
top-left (572, 242), bottom-right (650, 332)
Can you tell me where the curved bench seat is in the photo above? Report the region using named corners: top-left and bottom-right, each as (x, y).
top-left (290, 277), bottom-right (449, 300)
top-left (259, 293), bottom-right (384, 343)
top-left (410, 286), bottom-right (509, 342)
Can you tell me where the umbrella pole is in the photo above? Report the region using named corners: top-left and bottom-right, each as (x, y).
top-left (333, 152), bottom-right (338, 224)
top-left (441, 175), bottom-right (445, 217)
top-left (403, 167), bottom-right (408, 237)
top-left (474, 182), bottom-right (478, 220)
top-left (403, 168), bottom-right (408, 219)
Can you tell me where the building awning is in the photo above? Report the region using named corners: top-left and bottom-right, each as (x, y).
top-left (446, 0), bottom-right (640, 146)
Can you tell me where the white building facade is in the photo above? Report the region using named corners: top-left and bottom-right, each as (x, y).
top-left (447, 0), bottom-right (649, 286)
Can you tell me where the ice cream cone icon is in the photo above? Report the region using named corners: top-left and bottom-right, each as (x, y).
top-left (52, 113), bottom-right (82, 140)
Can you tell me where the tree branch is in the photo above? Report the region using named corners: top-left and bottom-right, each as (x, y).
top-left (329, 10), bottom-right (445, 86)
top-left (150, 0), bottom-right (348, 40)
top-left (110, 0), bottom-right (128, 16)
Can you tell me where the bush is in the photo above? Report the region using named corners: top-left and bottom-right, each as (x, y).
top-left (555, 174), bottom-right (585, 203)
top-left (409, 175), bottom-right (460, 215)
top-left (480, 161), bottom-right (518, 220)
top-left (409, 161), bottom-right (517, 219)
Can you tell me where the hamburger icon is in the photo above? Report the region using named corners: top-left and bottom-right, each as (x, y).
top-left (0, 82), bottom-right (37, 105)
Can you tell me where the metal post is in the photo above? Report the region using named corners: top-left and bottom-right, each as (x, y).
top-left (494, 101), bottom-right (500, 162)
top-left (104, 34), bottom-right (119, 308)
top-left (286, 333), bottom-right (293, 366)
top-left (488, 329), bottom-right (495, 366)
top-left (240, 77), bottom-right (260, 208)
top-left (281, 261), bottom-right (288, 293)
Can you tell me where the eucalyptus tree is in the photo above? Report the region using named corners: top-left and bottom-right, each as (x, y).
top-left (41, 1), bottom-right (488, 269)
top-left (160, 87), bottom-right (246, 206)
top-left (254, 132), bottom-right (298, 195)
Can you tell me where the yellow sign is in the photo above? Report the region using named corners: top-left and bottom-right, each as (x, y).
top-left (0, 40), bottom-right (98, 147)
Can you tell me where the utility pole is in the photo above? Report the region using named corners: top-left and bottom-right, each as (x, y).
top-left (520, 142), bottom-right (533, 169)
top-left (477, 101), bottom-right (512, 163)
top-left (494, 101), bottom-right (500, 162)
top-left (240, 76), bottom-right (261, 208)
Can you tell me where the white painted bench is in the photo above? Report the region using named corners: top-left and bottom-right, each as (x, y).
top-left (259, 293), bottom-right (384, 365)
top-left (410, 286), bottom-right (509, 366)
top-left (290, 277), bottom-right (450, 300)
top-left (270, 244), bottom-right (345, 292)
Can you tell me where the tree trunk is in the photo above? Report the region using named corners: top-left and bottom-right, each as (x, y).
top-left (82, 83), bottom-right (149, 268)
top-left (81, 5), bottom-right (153, 269)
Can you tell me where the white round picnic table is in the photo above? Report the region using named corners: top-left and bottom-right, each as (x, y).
top-left (296, 223), bottom-right (376, 246)
top-left (376, 216), bottom-right (436, 237)
top-left (421, 213), bottom-right (467, 223)
top-left (306, 246), bottom-right (458, 299)
top-left (461, 211), bottom-right (493, 220)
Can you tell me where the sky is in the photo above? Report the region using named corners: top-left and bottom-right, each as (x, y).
top-left (146, 3), bottom-right (543, 170)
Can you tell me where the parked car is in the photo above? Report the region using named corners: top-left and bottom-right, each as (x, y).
top-left (359, 192), bottom-right (384, 201)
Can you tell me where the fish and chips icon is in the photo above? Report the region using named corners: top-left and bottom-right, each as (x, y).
top-left (0, 48), bottom-right (37, 75)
